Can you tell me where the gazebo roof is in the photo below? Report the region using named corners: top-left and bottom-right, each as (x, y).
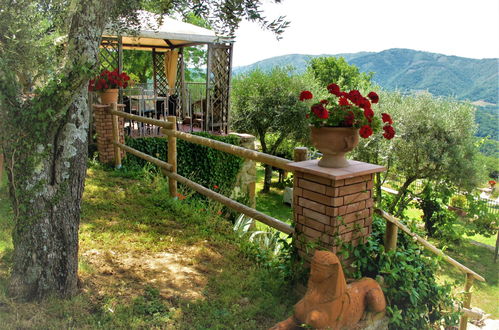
top-left (103, 11), bottom-right (231, 52)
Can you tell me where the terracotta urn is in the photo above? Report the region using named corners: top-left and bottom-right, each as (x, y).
top-left (310, 127), bottom-right (359, 168)
top-left (99, 88), bottom-right (119, 105)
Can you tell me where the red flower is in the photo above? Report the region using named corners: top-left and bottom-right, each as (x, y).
top-left (343, 111), bottom-right (355, 126)
top-left (213, 185), bottom-right (219, 189)
top-left (311, 103), bottom-right (329, 119)
top-left (367, 91), bottom-right (379, 104)
top-left (339, 97), bottom-right (350, 106)
top-left (357, 97), bottom-right (371, 110)
top-left (305, 114), bottom-right (310, 118)
top-left (489, 180), bottom-right (496, 186)
top-left (320, 99), bottom-right (329, 105)
top-left (327, 83), bottom-right (341, 96)
top-left (382, 113), bottom-right (393, 124)
top-left (363, 108), bottom-right (374, 121)
top-left (347, 90), bottom-right (362, 105)
top-left (382, 125), bottom-right (395, 140)
top-left (359, 125), bottom-right (373, 138)
top-left (299, 90), bottom-right (313, 101)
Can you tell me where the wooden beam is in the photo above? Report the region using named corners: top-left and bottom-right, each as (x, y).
top-left (113, 142), bottom-right (173, 172)
top-left (167, 116), bottom-right (177, 198)
top-left (111, 103), bottom-right (122, 168)
top-left (110, 109), bottom-right (174, 129)
top-left (161, 129), bottom-right (293, 172)
top-left (375, 209), bottom-right (485, 282)
top-left (161, 169), bottom-right (294, 235)
top-left (459, 273), bottom-right (475, 330)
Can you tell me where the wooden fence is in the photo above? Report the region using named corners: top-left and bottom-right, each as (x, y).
top-left (106, 104), bottom-right (485, 329)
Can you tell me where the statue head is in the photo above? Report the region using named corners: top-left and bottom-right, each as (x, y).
top-left (308, 250), bottom-right (347, 301)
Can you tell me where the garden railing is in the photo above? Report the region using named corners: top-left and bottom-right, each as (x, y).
top-left (106, 104), bottom-right (486, 330)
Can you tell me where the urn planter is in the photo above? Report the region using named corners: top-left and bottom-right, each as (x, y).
top-left (310, 127), bottom-right (359, 168)
top-left (99, 88), bottom-right (119, 105)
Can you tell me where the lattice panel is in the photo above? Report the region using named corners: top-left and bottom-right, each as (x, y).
top-left (152, 51), bottom-right (168, 96)
top-left (174, 49), bottom-right (184, 116)
top-left (207, 43), bottom-right (232, 133)
top-left (99, 37), bottom-right (120, 71)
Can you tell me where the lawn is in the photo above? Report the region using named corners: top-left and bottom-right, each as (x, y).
top-left (0, 165), bottom-right (297, 329)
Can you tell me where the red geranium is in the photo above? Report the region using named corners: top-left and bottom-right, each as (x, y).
top-left (489, 180), bottom-right (496, 186)
top-left (367, 91), bottom-right (379, 104)
top-left (88, 68), bottom-right (131, 92)
top-left (382, 113), bottom-right (393, 124)
top-left (299, 90), bottom-right (313, 101)
top-left (312, 103), bottom-right (329, 119)
top-left (383, 125), bottom-right (395, 140)
top-left (300, 83), bottom-right (395, 140)
top-left (339, 97), bottom-right (350, 106)
top-left (359, 125), bottom-right (373, 138)
top-left (327, 83), bottom-right (341, 96)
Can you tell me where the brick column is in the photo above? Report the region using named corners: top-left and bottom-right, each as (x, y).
top-left (92, 104), bottom-right (125, 164)
top-left (288, 160), bottom-right (385, 265)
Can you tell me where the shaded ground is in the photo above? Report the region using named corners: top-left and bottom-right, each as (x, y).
top-left (0, 166), bottom-right (296, 329)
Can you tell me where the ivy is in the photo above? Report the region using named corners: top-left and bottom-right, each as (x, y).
top-left (123, 133), bottom-right (244, 198)
top-left (348, 216), bottom-right (461, 329)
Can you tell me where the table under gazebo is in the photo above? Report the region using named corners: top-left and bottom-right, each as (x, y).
top-left (93, 11), bottom-right (234, 136)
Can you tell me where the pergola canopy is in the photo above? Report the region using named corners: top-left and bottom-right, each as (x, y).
top-left (103, 11), bottom-right (231, 52)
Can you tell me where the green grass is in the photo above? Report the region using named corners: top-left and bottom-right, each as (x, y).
top-left (401, 204), bottom-right (499, 318)
top-left (254, 165), bottom-right (293, 224)
top-left (0, 165), bottom-right (297, 329)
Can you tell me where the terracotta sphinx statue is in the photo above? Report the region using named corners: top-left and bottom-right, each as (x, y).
top-left (271, 250), bottom-right (386, 330)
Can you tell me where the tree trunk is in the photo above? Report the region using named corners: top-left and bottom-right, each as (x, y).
top-left (5, 90), bottom-right (89, 300)
top-left (0, 0), bottom-right (112, 300)
top-left (263, 164), bottom-right (273, 193)
top-left (388, 177), bottom-right (416, 216)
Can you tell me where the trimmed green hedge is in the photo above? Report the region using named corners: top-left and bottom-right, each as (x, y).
top-left (123, 133), bottom-right (244, 195)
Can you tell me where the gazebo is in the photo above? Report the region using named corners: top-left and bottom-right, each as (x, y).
top-left (99, 11), bottom-right (234, 134)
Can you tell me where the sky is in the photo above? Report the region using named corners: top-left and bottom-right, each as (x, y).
top-left (232, 0), bottom-right (499, 67)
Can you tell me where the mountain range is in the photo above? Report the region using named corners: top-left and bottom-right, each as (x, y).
top-left (233, 48), bottom-right (498, 105)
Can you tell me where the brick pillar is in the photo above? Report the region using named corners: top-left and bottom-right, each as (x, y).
top-left (92, 104), bottom-right (126, 164)
top-left (288, 160), bottom-right (385, 266)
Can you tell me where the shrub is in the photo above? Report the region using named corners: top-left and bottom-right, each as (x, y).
top-left (122, 133), bottom-right (244, 197)
top-left (349, 215), bottom-right (460, 329)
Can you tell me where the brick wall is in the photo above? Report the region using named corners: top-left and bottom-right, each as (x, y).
top-left (288, 160), bottom-right (385, 266)
top-left (93, 105), bottom-right (125, 164)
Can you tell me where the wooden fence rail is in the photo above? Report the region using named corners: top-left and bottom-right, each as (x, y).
top-left (108, 110), bottom-right (294, 235)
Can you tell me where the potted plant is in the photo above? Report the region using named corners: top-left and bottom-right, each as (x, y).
top-left (88, 68), bottom-right (131, 105)
top-left (299, 83), bottom-right (395, 168)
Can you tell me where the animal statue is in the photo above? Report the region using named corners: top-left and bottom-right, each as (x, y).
top-left (271, 250), bottom-right (386, 330)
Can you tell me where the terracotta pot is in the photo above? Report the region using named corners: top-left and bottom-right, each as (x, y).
top-left (310, 127), bottom-right (359, 168)
top-left (99, 89), bottom-right (119, 105)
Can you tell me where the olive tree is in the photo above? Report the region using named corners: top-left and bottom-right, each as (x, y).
top-left (307, 56), bottom-right (373, 92)
top-left (231, 67), bottom-right (310, 192)
top-left (353, 92), bottom-right (482, 218)
top-left (0, 0), bottom-right (288, 301)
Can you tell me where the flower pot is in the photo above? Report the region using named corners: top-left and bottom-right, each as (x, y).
top-left (99, 89), bottom-right (119, 105)
top-left (310, 127), bottom-right (359, 168)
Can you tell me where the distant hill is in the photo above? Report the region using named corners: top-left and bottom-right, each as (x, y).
top-left (233, 48), bottom-right (498, 105)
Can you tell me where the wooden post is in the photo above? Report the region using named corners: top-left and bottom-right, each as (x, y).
top-left (384, 221), bottom-right (398, 252)
top-left (167, 116), bottom-right (177, 198)
top-left (0, 151), bottom-right (4, 186)
top-left (111, 103), bottom-right (122, 168)
top-left (494, 229), bottom-right (498, 263)
top-left (293, 147), bottom-right (308, 162)
top-left (459, 273), bottom-right (474, 330)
